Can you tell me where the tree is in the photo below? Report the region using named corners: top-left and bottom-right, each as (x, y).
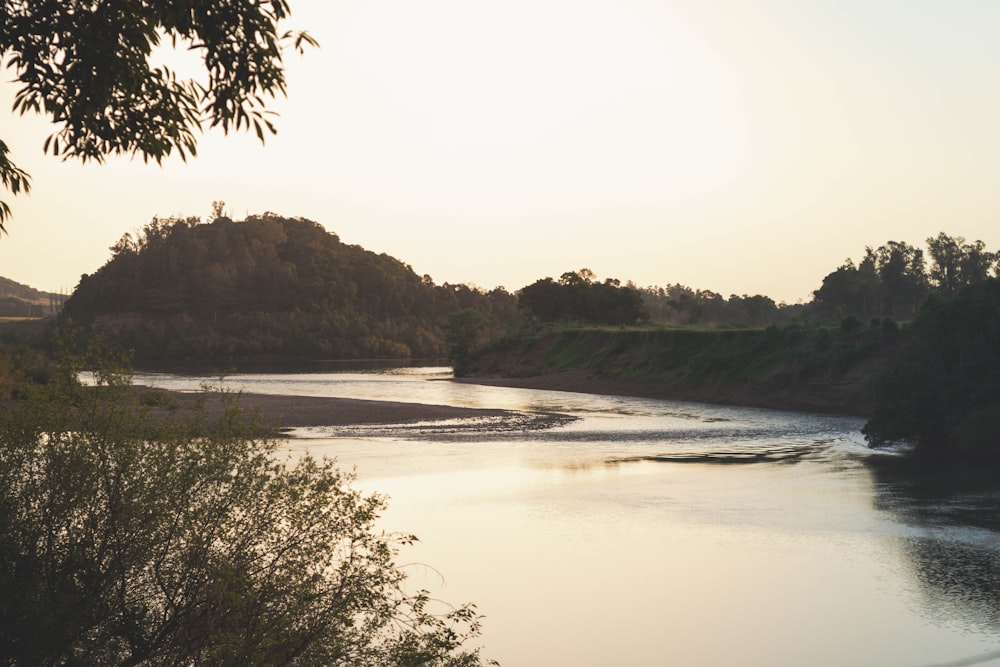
top-left (0, 0), bottom-right (317, 231)
top-left (863, 278), bottom-right (1000, 457)
top-left (926, 232), bottom-right (965, 295)
top-left (927, 233), bottom-right (996, 295)
top-left (728, 294), bottom-right (778, 327)
top-left (443, 309), bottom-right (486, 376)
top-left (813, 242), bottom-right (928, 321)
top-left (866, 241), bottom-right (928, 320)
top-left (0, 343), bottom-right (491, 665)
top-left (518, 270), bottom-right (648, 325)
top-left (812, 259), bottom-right (879, 320)
top-left (518, 277), bottom-right (570, 323)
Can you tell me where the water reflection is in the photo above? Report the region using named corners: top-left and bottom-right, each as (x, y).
top-left (134, 368), bottom-right (1000, 666)
top-left (867, 455), bottom-right (1000, 638)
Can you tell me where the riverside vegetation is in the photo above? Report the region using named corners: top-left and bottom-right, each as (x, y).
top-left (1, 3), bottom-right (494, 657)
top-left (1, 218), bottom-right (999, 665)
top-left (0, 338), bottom-right (493, 666)
top-left (5, 220), bottom-right (1000, 459)
top-left (466, 262), bottom-right (1000, 460)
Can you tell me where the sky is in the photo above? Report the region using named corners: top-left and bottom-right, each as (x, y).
top-left (2, 0), bottom-right (1000, 304)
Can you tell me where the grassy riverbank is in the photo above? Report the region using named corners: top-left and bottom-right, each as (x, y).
top-left (465, 319), bottom-right (902, 416)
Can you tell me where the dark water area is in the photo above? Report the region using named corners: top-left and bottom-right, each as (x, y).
top-left (132, 368), bottom-right (1000, 666)
top-left (867, 456), bottom-right (1000, 643)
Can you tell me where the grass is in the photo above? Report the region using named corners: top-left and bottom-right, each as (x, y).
top-left (473, 318), bottom-right (902, 393)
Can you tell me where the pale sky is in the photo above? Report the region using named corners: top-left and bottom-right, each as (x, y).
top-left (2, 0), bottom-right (999, 304)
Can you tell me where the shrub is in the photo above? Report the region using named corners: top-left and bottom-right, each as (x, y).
top-left (0, 347), bottom-right (491, 665)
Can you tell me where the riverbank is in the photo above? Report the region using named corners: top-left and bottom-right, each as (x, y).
top-left (457, 370), bottom-right (871, 416)
top-left (462, 324), bottom-right (901, 417)
top-left (138, 386), bottom-right (571, 433)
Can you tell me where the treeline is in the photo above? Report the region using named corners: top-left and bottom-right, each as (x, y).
top-left (459, 231), bottom-right (998, 331)
top-left (514, 274), bottom-right (799, 329)
top-left (518, 269), bottom-right (647, 325)
top-left (812, 234), bottom-right (997, 321)
top-left (60, 213), bottom-right (519, 361)
top-left (634, 233), bottom-right (999, 328)
top-left (638, 286), bottom-right (795, 327)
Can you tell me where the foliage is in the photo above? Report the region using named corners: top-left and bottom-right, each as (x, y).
top-left (637, 284), bottom-right (790, 327)
top-left (0, 343), bottom-right (492, 665)
top-left (0, 0), bottom-right (316, 230)
top-left (0, 340), bottom-right (52, 400)
top-left (468, 319), bottom-right (898, 414)
top-left (813, 233), bottom-right (1000, 322)
top-left (518, 270), bottom-right (647, 325)
top-left (0, 140), bottom-right (30, 228)
top-left (863, 279), bottom-right (1000, 457)
top-left (925, 232), bottom-right (997, 296)
top-left (59, 213), bottom-right (520, 362)
top-left (812, 241), bottom-right (928, 321)
top-left (443, 309), bottom-right (486, 377)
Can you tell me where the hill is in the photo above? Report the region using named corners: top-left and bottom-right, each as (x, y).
top-left (60, 213), bottom-right (520, 362)
top-left (0, 276), bottom-right (63, 318)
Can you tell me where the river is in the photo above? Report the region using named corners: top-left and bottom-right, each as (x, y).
top-left (134, 366), bottom-right (1000, 667)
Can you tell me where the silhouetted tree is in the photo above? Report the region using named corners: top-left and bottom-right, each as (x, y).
top-left (518, 271), bottom-right (647, 325)
top-left (866, 241), bottom-right (928, 320)
top-left (443, 309), bottom-right (486, 376)
top-left (813, 259), bottom-right (879, 320)
top-left (864, 278), bottom-right (1000, 457)
top-left (518, 278), bottom-right (571, 322)
top-left (927, 233), bottom-right (996, 295)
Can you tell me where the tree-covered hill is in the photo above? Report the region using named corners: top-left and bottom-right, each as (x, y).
top-left (60, 213), bottom-right (519, 362)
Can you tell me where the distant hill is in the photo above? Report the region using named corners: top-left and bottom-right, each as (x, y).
top-left (0, 275), bottom-right (64, 318)
top-left (60, 213), bottom-right (520, 362)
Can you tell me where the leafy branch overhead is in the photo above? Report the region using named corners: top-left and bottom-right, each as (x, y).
top-left (0, 0), bottom-right (317, 230)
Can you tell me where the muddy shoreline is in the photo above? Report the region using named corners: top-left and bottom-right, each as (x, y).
top-left (138, 363), bottom-right (866, 438)
top-left (456, 370), bottom-right (871, 416)
top-left (140, 386), bottom-right (573, 433)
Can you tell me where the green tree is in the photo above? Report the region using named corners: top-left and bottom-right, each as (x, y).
top-left (0, 1), bottom-right (317, 231)
top-left (444, 309), bottom-right (486, 376)
top-left (863, 278), bottom-right (1000, 457)
top-left (0, 344), bottom-right (491, 665)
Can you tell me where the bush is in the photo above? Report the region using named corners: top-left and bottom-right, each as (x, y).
top-left (863, 279), bottom-right (1000, 457)
top-left (0, 347), bottom-right (491, 665)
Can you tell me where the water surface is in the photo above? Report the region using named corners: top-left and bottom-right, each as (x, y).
top-left (134, 367), bottom-right (1000, 667)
